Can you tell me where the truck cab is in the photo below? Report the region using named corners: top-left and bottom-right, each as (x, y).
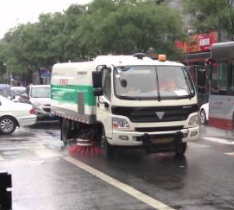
top-left (93, 55), bottom-right (199, 155)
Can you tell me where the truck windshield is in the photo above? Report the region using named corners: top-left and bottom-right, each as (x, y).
top-left (114, 66), bottom-right (195, 100)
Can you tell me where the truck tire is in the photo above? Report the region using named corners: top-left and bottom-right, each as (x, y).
top-left (102, 129), bottom-right (115, 160)
top-left (175, 142), bottom-right (187, 157)
top-left (61, 119), bottom-right (71, 146)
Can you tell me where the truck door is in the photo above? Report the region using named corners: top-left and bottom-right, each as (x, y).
top-left (96, 69), bottom-right (113, 140)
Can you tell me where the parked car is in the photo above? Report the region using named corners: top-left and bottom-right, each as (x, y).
top-left (199, 103), bottom-right (209, 125)
top-left (0, 85), bottom-right (26, 102)
top-left (19, 85), bottom-right (55, 121)
top-left (0, 84), bottom-right (11, 99)
top-left (0, 95), bottom-right (36, 134)
top-left (10, 86), bottom-right (26, 102)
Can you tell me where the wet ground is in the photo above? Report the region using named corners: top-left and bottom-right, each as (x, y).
top-left (0, 122), bottom-right (234, 210)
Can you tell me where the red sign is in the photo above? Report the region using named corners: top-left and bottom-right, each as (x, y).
top-left (175, 31), bottom-right (218, 53)
top-left (60, 79), bottom-right (68, 85)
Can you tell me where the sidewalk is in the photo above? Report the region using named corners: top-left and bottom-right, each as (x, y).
top-left (200, 125), bottom-right (234, 140)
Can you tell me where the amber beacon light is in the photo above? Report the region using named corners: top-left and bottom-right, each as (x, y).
top-left (158, 54), bottom-right (166, 62)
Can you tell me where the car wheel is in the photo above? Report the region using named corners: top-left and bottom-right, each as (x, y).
top-left (0, 116), bottom-right (17, 134)
top-left (175, 142), bottom-right (187, 157)
top-left (200, 109), bottom-right (207, 125)
top-left (102, 129), bottom-right (115, 160)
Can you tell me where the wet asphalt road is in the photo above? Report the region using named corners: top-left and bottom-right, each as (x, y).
top-left (0, 122), bottom-right (234, 210)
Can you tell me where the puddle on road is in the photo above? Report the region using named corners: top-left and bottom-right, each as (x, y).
top-left (45, 131), bottom-right (59, 137)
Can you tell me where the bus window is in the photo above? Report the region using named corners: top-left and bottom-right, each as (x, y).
top-left (211, 62), bottom-right (228, 93)
top-left (229, 61), bottom-right (234, 92)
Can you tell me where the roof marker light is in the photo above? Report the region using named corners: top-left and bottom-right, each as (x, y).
top-left (158, 54), bottom-right (166, 62)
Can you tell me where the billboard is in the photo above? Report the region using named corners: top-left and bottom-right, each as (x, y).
top-left (175, 31), bottom-right (218, 53)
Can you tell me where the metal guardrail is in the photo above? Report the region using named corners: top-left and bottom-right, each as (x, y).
top-left (0, 172), bottom-right (12, 210)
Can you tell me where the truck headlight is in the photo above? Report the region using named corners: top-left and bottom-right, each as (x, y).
top-left (112, 118), bottom-right (130, 130)
top-left (188, 114), bottom-right (199, 127)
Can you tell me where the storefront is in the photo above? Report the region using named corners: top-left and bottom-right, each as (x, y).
top-left (175, 31), bottom-right (219, 66)
top-left (175, 31), bottom-right (219, 105)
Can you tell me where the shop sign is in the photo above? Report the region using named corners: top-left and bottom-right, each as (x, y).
top-left (175, 31), bottom-right (218, 53)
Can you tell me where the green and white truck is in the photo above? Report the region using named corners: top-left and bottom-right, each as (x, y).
top-left (51, 54), bottom-right (199, 158)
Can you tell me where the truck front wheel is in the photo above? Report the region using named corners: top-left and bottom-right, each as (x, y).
top-left (175, 142), bottom-right (187, 157)
top-left (102, 129), bottom-right (115, 160)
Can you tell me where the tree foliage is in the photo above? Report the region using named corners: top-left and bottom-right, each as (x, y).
top-left (183, 0), bottom-right (234, 40)
top-left (0, 0), bottom-right (185, 78)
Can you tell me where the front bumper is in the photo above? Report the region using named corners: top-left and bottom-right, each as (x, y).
top-left (110, 126), bottom-right (199, 146)
top-left (17, 115), bottom-right (37, 127)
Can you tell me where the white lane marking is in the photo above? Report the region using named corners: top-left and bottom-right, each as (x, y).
top-left (224, 152), bottom-right (234, 157)
top-left (189, 142), bottom-right (210, 148)
top-left (65, 157), bottom-right (176, 210)
top-left (203, 137), bottom-right (234, 145)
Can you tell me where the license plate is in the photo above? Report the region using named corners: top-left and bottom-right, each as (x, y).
top-left (150, 137), bottom-right (173, 144)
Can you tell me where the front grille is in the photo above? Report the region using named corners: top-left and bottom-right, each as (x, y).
top-left (135, 126), bottom-right (184, 132)
top-left (43, 108), bottom-right (51, 113)
top-left (112, 105), bottom-right (198, 123)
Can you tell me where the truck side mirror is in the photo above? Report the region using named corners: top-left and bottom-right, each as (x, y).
top-left (93, 88), bottom-right (103, 96)
top-left (92, 71), bottom-right (103, 88)
top-left (92, 71), bottom-right (103, 96)
top-left (197, 69), bottom-right (206, 92)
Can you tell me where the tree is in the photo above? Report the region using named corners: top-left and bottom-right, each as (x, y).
top-left (0, 61), bottom-right (6, 83)
top-left (77, 0), bottom-right (185, 58)
top-left (0, 0), bottom-right (185, 83)
top-left (183, 0), bottom-right (234, 40)
top-left (0, 12), bottom-right (68, 82)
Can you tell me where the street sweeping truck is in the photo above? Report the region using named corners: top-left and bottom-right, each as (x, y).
top-left (51, 54), bottom-right (199, 159)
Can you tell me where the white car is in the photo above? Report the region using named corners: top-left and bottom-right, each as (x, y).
top-left (0, 96), bottom-right (37, 134)
top-left (199, 103), bottom-right (209, 125)
top-left (19, 85), bottom-right (55, 121)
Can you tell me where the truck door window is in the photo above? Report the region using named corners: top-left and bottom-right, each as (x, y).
top-left (103, 70), bottom-right (111, 101)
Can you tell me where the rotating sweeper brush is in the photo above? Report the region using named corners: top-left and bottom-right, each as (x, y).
top-left (69, 139), bottom-right (103, 157)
